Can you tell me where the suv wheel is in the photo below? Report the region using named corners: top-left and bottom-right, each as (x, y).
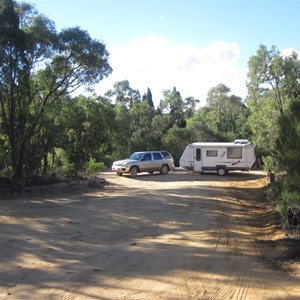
top-left (130, 166), bottom-right (138, 178)
top-left (160, 164), bottom-right (169, 175)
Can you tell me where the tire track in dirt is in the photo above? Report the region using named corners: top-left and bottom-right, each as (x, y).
top-left (61, 186), bottom-right (222, 300)
top-left (2, 171), bottom-right (299, 299)
top-left (61, 173), bottom-right (270, 300)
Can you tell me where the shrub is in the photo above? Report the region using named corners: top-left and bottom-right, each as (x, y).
top-left (268, 175), bottom-right (300, 226)
top-left (86, 158), bottom-right (106, 176)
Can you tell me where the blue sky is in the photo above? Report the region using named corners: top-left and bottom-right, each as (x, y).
top-left (28, 0), bottom-right (300, 106)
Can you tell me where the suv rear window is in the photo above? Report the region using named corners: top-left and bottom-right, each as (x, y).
top-left (161, 151), bottom-right (172, 159)
top-left (153, 152), bottom-right (162, 160)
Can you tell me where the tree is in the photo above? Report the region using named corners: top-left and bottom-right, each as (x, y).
top-left (247, 45), bottom-right (300, 172)
top-left (186, 106), bottom-right (223, 142)
top-left (197, 84), bottom-right (250, 142)
top-left (111, 103), bottom-right (131, 158)
top-left (105, 80), bottom-right (141, 107)
top-left (142, 87), bottom-right (154, 108)
top-left (276, 100), bottom-right (300, 176)
top-left (159, 87), bottom-right (186, 128)
top-left (183, 96), bottom-right (199, 119)
top-left (149, 114), bottom-right (170, 149)
top-left (0, 1), bottom-right (112, 187)
top-left (59, 95), bottom-right (115, 171)
top-left (163, 126), bottom-right (191, 166)
top-left (129, 100), bottom-right (156, 151)
top-left (206, 83), bottom-right (230, 108)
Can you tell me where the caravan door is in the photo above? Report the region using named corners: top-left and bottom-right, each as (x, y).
top-left (194, 147), bottom-right (203, 172)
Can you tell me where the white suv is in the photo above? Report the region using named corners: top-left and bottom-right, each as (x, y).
top-left (112, 151), bottom-right (175, 177)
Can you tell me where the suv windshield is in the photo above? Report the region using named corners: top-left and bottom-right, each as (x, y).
top-left (130, 152), bottom-right (143, 160)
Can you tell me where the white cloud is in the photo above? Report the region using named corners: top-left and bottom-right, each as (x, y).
top-left (281, 48), bottom-right (300, 57)
top-left (95, 34), bottom-right (247, 106)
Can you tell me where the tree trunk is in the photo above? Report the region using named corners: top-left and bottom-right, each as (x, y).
top-left (42, 153), bottom-right (48, 177)
top-left (13, 141), bottom-right (26, 190)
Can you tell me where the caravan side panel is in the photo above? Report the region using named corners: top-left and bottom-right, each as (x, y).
top-left (179, 142), bottom-right (256, 174)
top-left (179, 145), bottom-right (193, 170)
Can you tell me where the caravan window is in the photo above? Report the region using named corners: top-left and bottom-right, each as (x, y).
top-left (206, 150), bottom-right (217, 157)
top-left (227, 147), bottom-right (242, 159)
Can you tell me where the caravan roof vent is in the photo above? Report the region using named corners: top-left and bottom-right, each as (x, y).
top-left (234, 139), bottom-right (249, 144)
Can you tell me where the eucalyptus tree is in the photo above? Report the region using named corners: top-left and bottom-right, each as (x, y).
top-left (149, 114), bottom-right (170, 149)
top-left (183, 96), bottom-right (200, 119)
top-left (186, 106), bottom-right (223, 143)
top-left (206, 83), bottom-right (230, 108)
top-left (105, 80), bottom-right (141, 107)
top-left (247, 45), bottom-right (300, 172)
top-left (202, 84), bottom-right (250, 141)
top-left (129, 100), bottom-right (157, 152)
top-left (59, 95), bottom-right (115, 172)
top-left (112, 103), bottom-right (132, 159)
top-left (247, 45), bottom-right (300, 117)
top-left (0, 0), bottom-right (111, 187)
top-left (159, 87), bottom-right (186, 128)
top-left (276, 100), bottom-right (300, 176)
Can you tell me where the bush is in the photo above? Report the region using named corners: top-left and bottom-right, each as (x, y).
top-left (267, 175), bottom-right (300, 226)
top-left (86, 158), bottom-right (106, 176)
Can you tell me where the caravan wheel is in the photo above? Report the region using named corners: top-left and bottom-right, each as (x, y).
top-left (217, 167), bottom-right (226, 176)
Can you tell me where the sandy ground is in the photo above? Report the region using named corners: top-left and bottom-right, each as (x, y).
top-left (0, 170), bottom-right (299, 300)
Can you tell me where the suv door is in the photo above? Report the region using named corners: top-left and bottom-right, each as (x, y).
top-left (152, 152), bottom-right (164, 171)
top-left (139, 152), bottom-right (153, 172)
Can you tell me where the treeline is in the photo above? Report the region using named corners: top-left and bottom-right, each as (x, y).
top-left (1, 1), bottom-right (300, 225)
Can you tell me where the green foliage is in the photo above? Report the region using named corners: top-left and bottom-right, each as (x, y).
top-left (160, 87), bottom-right (186, 128)
top-left (59, 95), bottom-right (115, 169)
top-left (276, 99), bottom-right (300, 176)
top-left (0, 0), bottom-right (111, 187)
top-left (105, 80), bottom-right (141, 107)
top-left (247, 94), bottom-right (279, 157)
top-left (186, 107), bottom-right (222, 142)
top-left (111, 103), bottom-right (131, 158)
top-left (186, 84), bottom-right (250, 143)
top-left (262, 155), bottom-right (281, 174)
top-left (266, 175), bottom-right (300, 225)
top-left (247, 45), bottom-right (300, 175)
top-left (50, 148), bottom-right (76, 179)
top-left (163, 126), bottom-right (191, 166)
top-left (1, 1), bottom-right (300, 213)
top-left (0, 166), bottom-right (13, 180)
top-left (86, 158), bottom-right (106, 176)
top-left (142, 87), bottom-right (154, 108)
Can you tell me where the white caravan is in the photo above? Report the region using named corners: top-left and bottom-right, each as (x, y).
top-left (179, 139), bottom-right (256, 176)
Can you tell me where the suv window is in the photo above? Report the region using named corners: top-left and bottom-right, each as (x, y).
top-left (130, 153), bottom-right (143, 160)
top-left (142, 153), bottom-right (152, 161)
top-left (153, 152), bottom-right (163, 160)
top-left (161, 151), bottom-right (171, 159)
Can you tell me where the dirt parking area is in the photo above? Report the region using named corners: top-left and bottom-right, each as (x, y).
top-left (0, 170), bottom-right (299, 300)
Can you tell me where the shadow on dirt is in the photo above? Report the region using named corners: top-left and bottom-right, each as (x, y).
top-left (1, 169), bottom-right (298, 299)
